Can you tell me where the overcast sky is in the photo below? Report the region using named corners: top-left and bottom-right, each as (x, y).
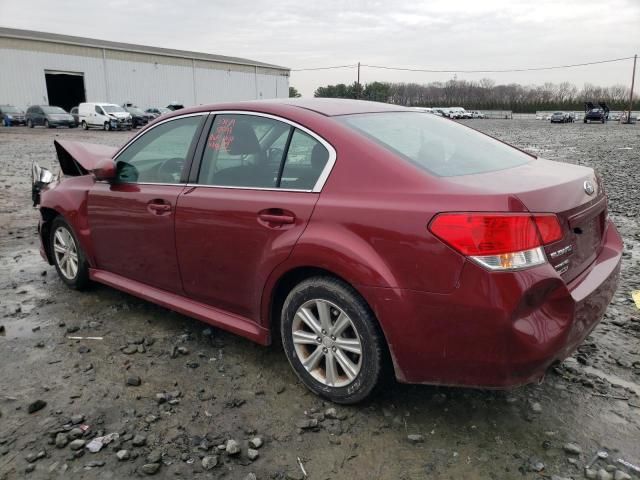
top-left (1, 0), bottom-right (638, 96)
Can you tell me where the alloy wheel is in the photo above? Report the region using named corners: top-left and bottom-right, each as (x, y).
top-left (53, 226), bottom-right (79, 280)
top-left (291, 299), bottom-right (363, 387)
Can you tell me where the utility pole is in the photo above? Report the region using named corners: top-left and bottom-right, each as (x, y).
top-left (627, 54), bottom-right (637, 124)
top-left (357, 62), bottom-right (361, 99)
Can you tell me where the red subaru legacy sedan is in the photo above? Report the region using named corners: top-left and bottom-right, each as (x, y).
top-left (32, 99), bottom-right (622, 403)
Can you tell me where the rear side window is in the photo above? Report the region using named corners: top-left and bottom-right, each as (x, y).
top-left (197, 114), bottom-right (330, 190)
top-left (280, 130), bottom-right (329, 190)
top-left (338, 112), bottom-right (531, 177)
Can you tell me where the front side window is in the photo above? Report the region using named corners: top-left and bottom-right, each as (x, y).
top-left (95, 106), bottom-right (104, 115)
top-left (115, 115), bottom-right (203, 184)
top-left (338, 112), bottom-right (532, 177)
top-left (197, 114), bottom-right (330, 190)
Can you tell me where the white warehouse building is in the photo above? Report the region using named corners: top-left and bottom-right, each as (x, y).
top-left (0, 27), bottom-right (290, 112)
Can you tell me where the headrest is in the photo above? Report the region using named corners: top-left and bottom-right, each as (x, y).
top-left (227, 121), bottom-right (260, 155)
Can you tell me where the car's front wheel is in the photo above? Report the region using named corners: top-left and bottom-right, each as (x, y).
top-left (281, 277), bottom-right (386, 404)
top-left (50, 217), bottom-right (90, 289)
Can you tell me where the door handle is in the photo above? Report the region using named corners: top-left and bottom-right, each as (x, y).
top-left (258, 209), bottom-right (296, 226)
top-left (147, 201), bottom-right (172, 215)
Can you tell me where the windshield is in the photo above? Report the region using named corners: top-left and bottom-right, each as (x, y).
top-left (159, 108), bottom-right (171, 113)
top-left (128, 107), bottom-right (144, 115)
top-left (553, 112), bottom-right (563, 115)
top-left (338, 112), bottom-right (532, 177)
top-left (103, 105), bottom-right (126, 113)
top-left (42, 106), bottom-right (67, 114)
top-left (2, 106), bottom-right (22, 113)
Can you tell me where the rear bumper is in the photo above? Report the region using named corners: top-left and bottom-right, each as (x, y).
top-left (361, 219), bottom-right (622, 387)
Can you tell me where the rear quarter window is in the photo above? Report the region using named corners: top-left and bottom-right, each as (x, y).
top-left (338, 112), bottom-right (532, 177)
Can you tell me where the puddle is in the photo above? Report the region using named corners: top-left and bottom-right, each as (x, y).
top-left (0, 316), bottom-right (46, 339)
top-left (584, 366), bottom-right (640, 397)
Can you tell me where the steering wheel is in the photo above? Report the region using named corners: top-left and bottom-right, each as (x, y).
top-left (157, 157), bottom-right (184, 183)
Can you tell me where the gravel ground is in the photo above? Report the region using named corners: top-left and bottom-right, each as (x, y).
top-left (0, 120), bottom-right (639, 480)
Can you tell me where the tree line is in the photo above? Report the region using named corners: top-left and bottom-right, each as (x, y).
top-left (307, 79), bottom-right (636, 112)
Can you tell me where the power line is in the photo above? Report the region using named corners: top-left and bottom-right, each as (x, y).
top-left (291, 56), bottom-right (636, 74)
top-left (291, 64), bottom-right (357, 72)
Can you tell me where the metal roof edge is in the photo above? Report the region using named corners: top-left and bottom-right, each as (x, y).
top-left (0, 26), bottom-right (290, 72)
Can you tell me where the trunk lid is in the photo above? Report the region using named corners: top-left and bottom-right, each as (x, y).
top-left (444, 158), bottom-right (607, 283)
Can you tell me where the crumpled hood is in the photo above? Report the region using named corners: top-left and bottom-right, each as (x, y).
top-left (54, 140), bottom-right (117, 176)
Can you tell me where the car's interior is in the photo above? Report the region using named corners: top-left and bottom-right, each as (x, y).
top-left (199, 117), bottom-right (329, 190)
top-left (114, 114), bottom-right (330, 188)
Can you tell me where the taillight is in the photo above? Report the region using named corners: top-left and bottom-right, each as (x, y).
top-left (429, 213), bottom-right (563, 271)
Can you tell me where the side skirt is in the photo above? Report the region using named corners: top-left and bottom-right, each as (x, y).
top-left (89, 269), bottom-right (270, 345)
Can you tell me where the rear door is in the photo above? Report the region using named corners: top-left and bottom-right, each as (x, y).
top-left (88, 113), bottom-right (207, 292)
top-left (175, 112), bottom-right (333, 321)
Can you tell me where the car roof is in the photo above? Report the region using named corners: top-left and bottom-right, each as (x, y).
top-left (178, 98), bottom-right (411, 118)
top-left (81, 102), bottom-right (118, 106)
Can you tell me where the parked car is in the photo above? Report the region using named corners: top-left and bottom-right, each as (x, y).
top-left (145, 107), bottom-right (171, 119)
top-left (31, 98), bottom-right (622, 404)
top-left (550, 112), bottom-right (568, 123)
top-left (166, 102), bottom-right (184, 111)
top-left (471, 111), bottom-right (485, 119)
top-left (0, 105), bottom-right (27, 126)
top-left (70, 107), bottom-right (80, 127)
top-left (564, 112), bottom-right (575, 123)
top-left (584, 102), bottom-right (609, 123)
top-left (26, 105), bottom-right (76, 128)
top-left (122, 105), bottom-right (150, 128)
top-left (78, 103), bottom-right (132, 131)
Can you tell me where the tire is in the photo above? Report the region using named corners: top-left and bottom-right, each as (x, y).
top-left (49, 217), bottom-right (90, 290)
top-left (28, 119), bottom-right (34, 128)
top-left (44, 120), bottom-right (50, 128)
top-left (280, 276), bottom-right (387, 404)
top-left (104, 122), bottom-right (110, 131)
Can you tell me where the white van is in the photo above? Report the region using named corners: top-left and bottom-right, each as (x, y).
top-left (78, 103), bottom-right (132, 131)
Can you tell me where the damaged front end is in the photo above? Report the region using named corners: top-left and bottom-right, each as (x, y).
top-left (31, 162), bottom-right (56, 206)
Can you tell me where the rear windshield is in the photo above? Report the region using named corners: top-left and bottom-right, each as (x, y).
top-left (42, 106), bottom-right (66, 114)
top-left (338, 112), bottom-right (532, 177)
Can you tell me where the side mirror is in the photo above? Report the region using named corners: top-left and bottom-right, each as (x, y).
top-left (92, 158), bottom-right (116, 181)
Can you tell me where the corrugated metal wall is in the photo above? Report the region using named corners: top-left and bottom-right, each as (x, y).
top-left (0, 37), bottom-right (289, 109)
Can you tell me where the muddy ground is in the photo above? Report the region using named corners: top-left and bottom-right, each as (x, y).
top-left (0, 120), bottom-right (639, 480)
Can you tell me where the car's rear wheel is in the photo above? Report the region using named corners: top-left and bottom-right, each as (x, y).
top-left (281, 276), bottom-right (386, 404)
top-left (50, 217), bottom-right (89, 290)
top-left (82, 120), bottom-right (88, 130)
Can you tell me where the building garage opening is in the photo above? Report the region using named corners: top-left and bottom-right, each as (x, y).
top-left (44, 70), bottom-right (86, 112)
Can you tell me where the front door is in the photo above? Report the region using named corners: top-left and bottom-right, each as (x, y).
top-left (88, 114), bottom-right (207, 292)
top-left (175, 113), bottom-right (332, 321)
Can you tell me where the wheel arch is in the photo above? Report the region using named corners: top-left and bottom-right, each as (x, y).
top-left (39, 207), bottom-right (60, 264)
top-left (263, 265), bottom-right (395, 374)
